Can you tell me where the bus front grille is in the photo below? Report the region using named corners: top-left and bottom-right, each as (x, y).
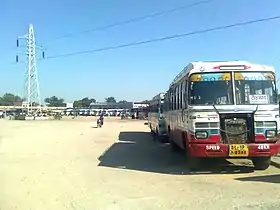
top-left (220, 114), bottom-right (254, 144)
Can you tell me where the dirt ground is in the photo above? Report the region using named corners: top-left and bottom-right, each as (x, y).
top-left (0, 117), bottom-right (280, 210)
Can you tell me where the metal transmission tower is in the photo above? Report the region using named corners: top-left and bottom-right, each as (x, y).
top-left (16, 24), bottom-right (45, 115)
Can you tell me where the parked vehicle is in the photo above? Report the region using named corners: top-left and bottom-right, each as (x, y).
top-left (164, 60), bottom-right (280, 170)
top-left (148, 92), bottom-right (168, 142)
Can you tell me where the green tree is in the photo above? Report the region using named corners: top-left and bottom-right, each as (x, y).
top-left (73, 100), bottom-right (83, 108)
top-left (105, 96), bottom-right (116, 103)
top-left (0, 93), bottom-right (23, 106)
top-left (73, 97), bottom-right (96, 108)
top-left (44, 96), bottom-right (66, 107)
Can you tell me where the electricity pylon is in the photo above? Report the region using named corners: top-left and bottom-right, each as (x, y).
top-left (16, 24), bottom-right (45, 115)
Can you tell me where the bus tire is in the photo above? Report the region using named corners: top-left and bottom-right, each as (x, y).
top-left (181, 132), bottom-right (187, 152)
top-left (160, 135), bottom-right (169, 143)
top-left (252, 157), bottom-right (271, 170)
top-left (170, 138), bottom-right (181, 152)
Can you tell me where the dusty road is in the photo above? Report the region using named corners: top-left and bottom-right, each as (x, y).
top-left (0, 117), bottom-right (280, 210)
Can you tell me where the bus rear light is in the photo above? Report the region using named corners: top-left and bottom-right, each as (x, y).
top-left (213, 65), bottom-right (251, 70)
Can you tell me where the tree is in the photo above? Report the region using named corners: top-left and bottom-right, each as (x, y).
top-left (44, 96), bottom-right (66, 107)
top-left (105, 96), bottom-right (116, 103)
top-left (0, 93), bottom-right (23, 106)
top-left (73, 100), bottom-right (82, 108)
top-left (73, 97), bottom-right (96, 108)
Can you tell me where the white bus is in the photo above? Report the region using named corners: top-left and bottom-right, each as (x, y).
top-left (148, 93), bottom-right (167, 138)
top-left (164, 60), bottom-right (280, 170)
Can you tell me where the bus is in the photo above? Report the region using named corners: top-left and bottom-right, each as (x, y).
top-left (164, 60), bottom-right (280, 170)
top-left (148, 93), bottom-right (167, 139)
top-left (131, 102), bottom-right (149, 119)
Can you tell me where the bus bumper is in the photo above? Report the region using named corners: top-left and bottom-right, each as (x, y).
top-left (188, 142), bottom-right (280, 158)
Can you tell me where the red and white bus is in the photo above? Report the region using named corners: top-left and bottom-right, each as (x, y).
top-left (164, 61), bottom-right (280, 170)
top-left (148, 93), bottom-right (167, 137)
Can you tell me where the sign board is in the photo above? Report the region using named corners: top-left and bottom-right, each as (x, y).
top-left (249, 95), bottom-right (268, 104)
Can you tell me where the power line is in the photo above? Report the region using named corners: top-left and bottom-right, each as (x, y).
top-left (43, 0), bottom-right (216, 43)
top-left (43, 15), bottom-right (280, 60)
top-left (0, 48), bottom-right (18, 63)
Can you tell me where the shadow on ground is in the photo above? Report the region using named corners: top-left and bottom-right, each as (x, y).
top-left (98, 131), bottom-right (255, 175)
top-left (235, 174), bottom-right (280, 184)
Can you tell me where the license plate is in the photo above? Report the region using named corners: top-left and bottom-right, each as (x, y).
top-left (229, 144), bottom-right (249, 157)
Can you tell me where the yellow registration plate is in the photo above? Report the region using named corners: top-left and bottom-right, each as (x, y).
top-left (229, 144), bottom-right (249, 157)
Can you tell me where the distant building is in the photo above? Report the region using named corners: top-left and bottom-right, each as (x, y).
top-left (21, 101), bottom-right (28, 107)
top-left (66, 102), bottom-right (73, 108)
top-left (14, 101), bottom-right (23, 106)
top-left (89, 102), bottom-right (133, 109)
top-left (89, 101), bottom-right (150, 111)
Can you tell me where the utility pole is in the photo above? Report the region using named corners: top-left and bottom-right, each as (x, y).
top-left (16, 24), bottom-right (45, 115)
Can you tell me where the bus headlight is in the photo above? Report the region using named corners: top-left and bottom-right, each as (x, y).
top-left (195, 131), bottom-right (208, 139)
top-left (265, 130), bottom-right (277, 138)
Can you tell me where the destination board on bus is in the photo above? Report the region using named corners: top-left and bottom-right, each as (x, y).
top-left (190, 73), bottom-right (231, 82)
top-left (234, 72), bottom-right (275, 81)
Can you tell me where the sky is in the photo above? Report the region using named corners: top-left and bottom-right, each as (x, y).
top-left (1, 0), bottom-right (280, 103)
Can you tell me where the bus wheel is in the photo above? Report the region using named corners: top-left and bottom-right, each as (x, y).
top-left (160, 135), bottom-right (169, 144)
top-left (252, 157), bottom-right (271, 170)
top-left (170, 138), bottom-right (181, 152)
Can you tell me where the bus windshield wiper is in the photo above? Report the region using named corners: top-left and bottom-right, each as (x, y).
top-left (213, 104), bottom-right (220, 115)
top-left (253, 105), bottom-right (259, 114)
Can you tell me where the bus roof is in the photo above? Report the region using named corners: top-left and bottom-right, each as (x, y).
top-left (152, 93), bottom-right (165, 101)
top-left (149, 93), bottom-right (165, 106)
top-left (170, 60), bottom-right (276, 87)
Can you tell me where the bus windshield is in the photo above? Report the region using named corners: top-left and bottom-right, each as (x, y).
top-left (234, 72), bottom-right (277, 105)
top-left (188, 72), bottom-right (234, 105)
